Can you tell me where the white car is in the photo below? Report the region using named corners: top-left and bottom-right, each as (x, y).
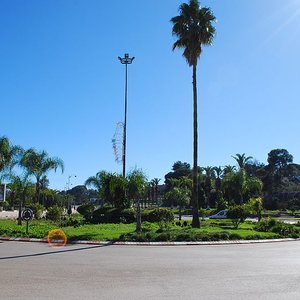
top-left (209, 210), bottom-right (228, 219)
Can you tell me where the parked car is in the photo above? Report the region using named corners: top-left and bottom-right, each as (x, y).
top-left (209, 210), bottom-right (228, 219)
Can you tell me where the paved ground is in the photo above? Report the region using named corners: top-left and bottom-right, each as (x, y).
top-left (1, 240), bottom-right (300, 299)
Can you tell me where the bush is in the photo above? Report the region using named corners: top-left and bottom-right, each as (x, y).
top-left (27, 203), bottom-right (45, 220)
top-left (2, 201), bottom-right (10, 211)
top-left (91, 207), bottom-right (135, 224)
top-left (77, 202), bottom-right (95, 220)
top-left (227, 205), bottom-right (249, 229)
top-left (229, 233), bottom-right (242, 240)
top-left (46, 206), bottom-right (63, 222)
top-left (143, 208), bottom-right (174, 223)
top-left (255, 218), bottom-right (277, 232)
top-left (254, 218), bottom-right (298, 237)
top-left (175, 232), bottom-right (193, 241)
top-left (154, 232), bottom-right (170, 242)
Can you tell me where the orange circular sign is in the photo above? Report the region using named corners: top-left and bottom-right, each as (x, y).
top-left (47, 229), bottom-right (67, 247)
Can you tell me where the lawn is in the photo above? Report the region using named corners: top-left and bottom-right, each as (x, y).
top-left (0, 218), bottom-right (284, 242)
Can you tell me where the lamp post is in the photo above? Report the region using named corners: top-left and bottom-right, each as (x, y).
top-left (66, 175), bottom-right (76, 215)
top-left (118, 53), bottom-right (135, 177)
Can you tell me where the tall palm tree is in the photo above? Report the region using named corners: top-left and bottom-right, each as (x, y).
top-left (20, 148), bottom-right (64, 203)
top-left (171, 0), bottom-right (216, 227)
top-left (232, 153), bottom-right (253, 170)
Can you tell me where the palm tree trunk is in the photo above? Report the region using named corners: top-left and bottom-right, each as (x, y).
top-left (192, 63), bottom-right (200, 228)
top-left (18, 198), bottom-right (22, 225)
top-left (136, 198), bottom-right (142, 232)
top-left (36, 178), bottom-right (40, 204)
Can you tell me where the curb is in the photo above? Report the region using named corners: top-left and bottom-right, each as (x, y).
top-left (1, 236), bottom-right (299, 246)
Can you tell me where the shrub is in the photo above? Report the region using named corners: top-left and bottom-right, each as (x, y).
top-left (255, 218), bottom-right (277, 232)
top-left (227, 205), bottom-right (249, 229)
top-left (2, 201), bottom-right (10, 211)
top-left (46, 206), bottom-right (63, 222)
top-left (91, 207), bottom-right (135, 224)
top-left (229, 233), bottom-right (242, 240)
top-left (60, 218), bottom-right (80, 227)
top-left (27, 203), bottom-right (45, 220)
top-left (143, 208), bottom-right (174, 223)
top-left (254, 218), bottom-right (298, 237)
top-left (154, 232), bottom-right (170, 242)
top-left (175, 232), bottom-right (193, 241)
top-left (271, 223), bottom-right (295, 236)
top-left (77, 202), bottom-right (95, 220)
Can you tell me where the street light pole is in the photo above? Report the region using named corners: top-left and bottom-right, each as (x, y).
top-left (66, 174), bottom-right (76, 215)
top-left (118, 53), bottom-right (135, 177)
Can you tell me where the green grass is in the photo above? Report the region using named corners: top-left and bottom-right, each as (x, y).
top-left (64, 223), bottom-right (135, 241)
top-left (0, 218), bottom-right (292, 242)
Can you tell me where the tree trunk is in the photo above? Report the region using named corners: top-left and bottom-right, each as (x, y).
top-left (18, 198), bottom-right (22, 226)
top-left (192, 63), bottom-right (200, 228)
top-left (136, 198), bottom-right (142, 232)
top-left (35, 178), bottom-right (40, 204)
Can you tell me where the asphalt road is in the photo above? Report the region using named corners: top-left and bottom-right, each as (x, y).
top-left (1, 241), bottom-right (300, 299)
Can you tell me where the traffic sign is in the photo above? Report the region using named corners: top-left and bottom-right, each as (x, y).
top-left (22, 208), bottom-right (33, 221)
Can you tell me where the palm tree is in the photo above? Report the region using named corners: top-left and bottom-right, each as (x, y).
top-left (171, 0), bottom-right (216, 227)
top-left (202, 166), bottom-right (215, 208)
top-left (222, 169), bottom-right (263, 205)
top-left (20, 148), bottom-right (64, 203)
top-left (151, 178), bottom-right (161, 206)
top-left (223, 165), bottom-right (236, 175)
top-left (85, 170), bottom-right (110, 206)
top-left (167, 176), bottom-right (192, 220)
top-left (0, 136), bottom-right (23, 176)
top-left (8, 173), bottom-right (33, 225)
top-left (232, 153), bottom-right (253, 170)
top-left (85, 171), bottom-right (128, 208)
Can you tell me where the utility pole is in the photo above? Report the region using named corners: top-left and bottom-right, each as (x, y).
top-left (118, 53), bottom-right (135, 177)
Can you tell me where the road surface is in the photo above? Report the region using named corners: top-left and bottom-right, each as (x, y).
top-left (1, 240), bottom-right (300, 299)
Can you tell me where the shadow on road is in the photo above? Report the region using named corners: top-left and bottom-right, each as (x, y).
top-left (0, 243), bottom-right (111, 260)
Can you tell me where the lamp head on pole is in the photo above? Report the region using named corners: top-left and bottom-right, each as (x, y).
top-left (118, 53), bottom-right (135, 65)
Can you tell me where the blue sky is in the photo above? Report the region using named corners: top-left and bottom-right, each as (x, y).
top-left (1, 0), bottom-right (300, 190)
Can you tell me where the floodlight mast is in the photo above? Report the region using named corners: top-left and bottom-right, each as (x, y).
top-left (118, 53), bottom-right (135, 177)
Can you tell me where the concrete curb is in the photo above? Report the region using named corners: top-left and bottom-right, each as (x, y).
top-left (1, 236), bottom-right (299, 246)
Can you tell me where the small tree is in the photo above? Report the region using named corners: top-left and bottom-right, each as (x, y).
top-left (247, 197), bottom-right (263, 222)
top-left (166, 176), bottom-right (191, 220)
top-left (127, 169), bottom-right (147, 232)
top-left (227, 205), bottom-right (249, 229)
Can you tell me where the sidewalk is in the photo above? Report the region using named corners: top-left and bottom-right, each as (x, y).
top-left (0, 236), bottom-right (298, 246)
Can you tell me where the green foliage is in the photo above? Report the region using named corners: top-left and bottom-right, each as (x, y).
top-left (143, 208), bottom-right (174, 223)
top-left (1, 201), bottom-right (10, 210)
top-left (77, 202), bottom-right (95, 220)
top-left (227, 205), bottom-right (250, 229)
top-left (46, 206), bottom-right (63, 222)
top-left (91, 207), bottom-right (135, 224)
top-left (20, 148), bottom-right (64, 203)
top-left (246, 197), bottom-right (263, 219)
top-left (0, 216), bottom-right (287, 242)
top-left (254, 218), bottom-right (299, 237)
top-left (85, 171), bottom-right (130, 209)
top-left (228, 233), bottom-right (242, 240)
top-left (27, 203), bottom-right (45, 219)
top-left (216, 197), bottom-right (228, 211)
